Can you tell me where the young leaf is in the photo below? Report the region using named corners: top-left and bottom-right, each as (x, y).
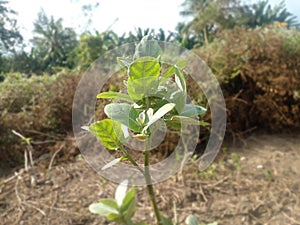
top-left (159, 77), bottom-right (186, 113)
top-left (89, 119), bottom-right (125, 150)
top-left (106, 213), bottom-right (123, 223)
top-left (175, 67), bottom-right (186, 94)
top-left (97, 91), bottom-right (133, 103)
top-left (89, 199), bottom-right (119, 216)
top-left (104, 103), bottom-right (142, 132)
top-left (121, 188), bottom-right (136, 221)
top-left (185, 215), bottom-right (200, 225)
top-left (134, 35), bottom-right (162, 59)
top-left (142, 103), bottom-right (175, 133)
top-left (81, 126), bottom-right (89, 131)
top-left (180, 104), bottom-right (207, 118)
top-left (120, 188), bottom-right (135, 211)
top-left (115, 180), bottom-right (129, 206)
top-left (101, 157), bottom-right (123, 171)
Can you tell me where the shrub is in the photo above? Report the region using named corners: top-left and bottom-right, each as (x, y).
top-left (196, 25), bottom-right (300, 134)
top-left (0, 71), bottom-right (81, 171)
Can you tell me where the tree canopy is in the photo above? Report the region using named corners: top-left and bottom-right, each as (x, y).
top-left (0, 0), bottom-right (22, 55)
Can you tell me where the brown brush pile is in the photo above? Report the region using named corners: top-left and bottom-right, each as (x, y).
top-left (195, 25), bottom-right (300, 135)
top-left (0, 72), bottom-right (81, 172)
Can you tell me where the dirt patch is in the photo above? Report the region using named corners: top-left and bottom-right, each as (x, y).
top-left (0, 133), bottom-right (299, 225)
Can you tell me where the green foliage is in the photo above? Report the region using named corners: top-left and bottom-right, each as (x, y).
top-left (89, 180), bottom-right (137, 224)
top-left (88, 36), bottom-right (207, 225)
top-left (179, 0), bottom-right (299, 47)
top-left (31, 9), bottom-right (78, 72)
top-left (72, 30), bottom-right (121, 69)
top-left (89, 36), bottom-right (206, 149)
top-left (0, 0), bottom-right (23, 54)
top-left (89, 119), bottom-right (126, 150)
top-left (236, 0), bottom-right (299, 28)
top-left (198, 163), bottom-right (217, 179)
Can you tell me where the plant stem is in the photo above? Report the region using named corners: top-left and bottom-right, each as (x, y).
top-left (144, 138), bottom-right (162, 225)
top-left (119, 145), bottom-right (145, 175)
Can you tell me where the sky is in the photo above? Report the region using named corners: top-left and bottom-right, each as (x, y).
top-left (8, 0), bottom-right (300, 42)
top-left (8, 0), bottom-right (184, 40)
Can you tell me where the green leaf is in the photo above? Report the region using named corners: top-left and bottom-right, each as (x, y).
top-left (127, 76), bottom-right (159, 101)
top-left (159, 77), bottom-right (186, 113)
top-left (142, 103), bottom-right (175, 133)
top-left (166, 115), bottom-right (209, 130)
top-left (106, 213), bottom-right (123, 222)
top-left (160, 215), bottom-right (173, 225)
top-left (115, 180), bottom-right (128, 206)
top-left (185, 215), bottom-right (200, 225)
top-left (97, 91), bottom-right (133, 103)
top-left (134, 35), bottom-right (162, 58)
top-left (180, 104), bottom-right (207, 117)
top-left (169, 115), bottom-right (202, 125)
top-left (89, 119), bottom-right (125, 150)
top-left (127, 56), bottom-right (161, 101)
top-left (89, 199), bottom-right (119, 216)
top-left (129, 56), bottom-right (160, 80)
top-left (120, 188), bottom-right (136, 212)
top-left (175, 67), bottom-right (186, 94)
top-left (161, 65), bottom-right (175, 78)
top-left (133, 222), bottom-right (149, 225)
top-left (123, 194), bottom-right (136, 221)
top-left (104, 103), bottom-right (142, 132)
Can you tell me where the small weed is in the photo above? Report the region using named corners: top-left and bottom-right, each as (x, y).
top-left (197, 163), bottom-right (217, 179)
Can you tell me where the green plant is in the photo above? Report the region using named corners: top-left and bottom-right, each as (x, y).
top-left (197, 163), bottom-right (217, 179)
top-left (87, 36), bottom-right (208, 224)
top-left (89, 180), bottom-right (137, 224)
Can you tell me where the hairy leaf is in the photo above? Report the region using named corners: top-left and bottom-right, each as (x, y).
top-left (104, 103), bottom-right (142, 132)
top-left (115, 180), bottom-right (129, 206)
top-left (142, 103), bottom-right (175, 132)
top-left (134, 35), bottom-right (162, 58)
top-left (89, 199), bottom-right (119, 216)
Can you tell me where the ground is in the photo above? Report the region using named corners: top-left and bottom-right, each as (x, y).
top-left (0, 133), bottom-right (299, 225)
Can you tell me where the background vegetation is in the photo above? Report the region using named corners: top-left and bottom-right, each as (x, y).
top-left (0, 0), bottom-right (299, 170)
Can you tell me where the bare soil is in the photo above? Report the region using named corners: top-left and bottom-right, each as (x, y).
top-left (0, 133), bottom-right (299, 225)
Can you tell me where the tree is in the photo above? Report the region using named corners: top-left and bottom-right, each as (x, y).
top-left (179, 0), bottom-right (299, 47)
top-left (72, 30), bottom-right (120, 69)
top-left (0, 0), bottom-right (23, 55)
top-left (31, 9), bottom-right (78, 72)
top-left (235, 0), bottom-right (299, 28)
top-left (180, 0), bottom-right (241, 46)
